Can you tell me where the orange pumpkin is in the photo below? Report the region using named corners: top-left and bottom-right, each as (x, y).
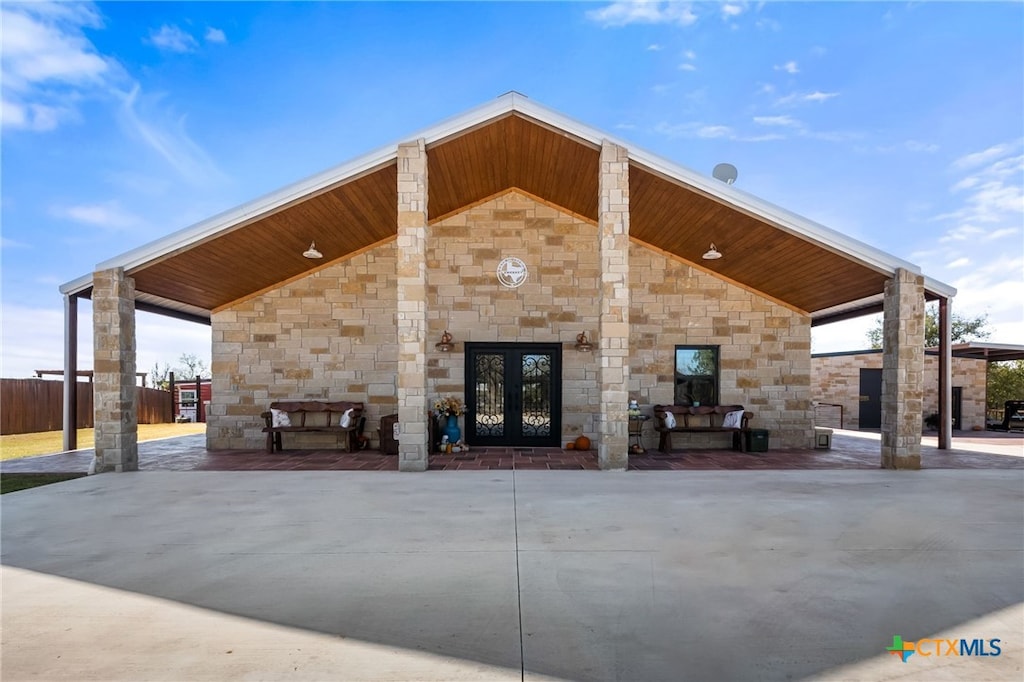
top-left (565, 442), bottom-right (576, 450)
top-left (574, 435), bottom-right (591, 450)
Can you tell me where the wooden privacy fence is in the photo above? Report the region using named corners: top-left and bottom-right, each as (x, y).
top-left (0, 379), bottom-right (174, 435)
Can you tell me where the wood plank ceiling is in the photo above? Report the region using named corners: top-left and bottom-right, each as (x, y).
top-left (628, 165), bottom-right (891, 313)
top-left (131, 165), bottom-right (399, 311)
top-left (122, 111), bottom-right (891, 316)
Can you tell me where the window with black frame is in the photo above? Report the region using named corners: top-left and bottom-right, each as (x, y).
top-left (674, 346), bottom-right (719, 406)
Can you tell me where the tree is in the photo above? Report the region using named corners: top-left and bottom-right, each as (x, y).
top-left (988, 360), bottom-right (1024, 412)
top-left (867, 307), bottom-right (990, 349)
top-left (149, 362), bottom-right (172, 390)
top-left (175, 353), bottom-right (210, 379)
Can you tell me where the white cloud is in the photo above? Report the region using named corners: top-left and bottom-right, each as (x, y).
top-left (721, 4), bottom-right (744, 19)
top-left (1, 99), bottom-right (66, 131)
top-left (0, 303), bottom-right (211, 380)
top-left (0, 304), bottom-right (66, 378)
top-left (774, 61), bottom-right (799, 74)
top-left (951, 142), bottom-right (1015, 171)
top-left (951, 176), bottom-right (980, 192)
top-left (0, 236), bottom-right (31, 249)
top-left (941, 146), bottom-right (1024, 224)
top-left (944, 253), bottom-right (1024, 332)
top-left (650, 84), bottom-right (673, 94)
top-left (115, 85), bottom-right (225, 185)
top-left (653, 121), bottom-right (783, 143)
top-left (812, 316), bottom-right (877, 354)
top-left (775, 90), bottom-right (839, 106)
top-left (915, 140), bottom-right (1024, 338)
top-left (683, 49), bottom-right (696, 60)
top-left (0, 2), bottom-right (115, 131)
top-left (678, 63), bottom-right (697, 72)
top-left (586, 1), bottom-right (698, 27)
top-left (0, 3), bottom-right (108, 90)
top-left (804, 91), bottom-right (838, 103)
top-left (148, 25), bottom-right (198, 53)
top-left (51, 200), bottom-right (144, 231)
top-left (204, 27), bottom-right (227, 44)
top-left (753, 115), bottom-right (801, 127)
top-left (984, 228), bottom-right (1019, 241)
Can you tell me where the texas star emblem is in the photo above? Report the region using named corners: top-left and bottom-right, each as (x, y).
top-left (496, 257), bottom-right (528, 288)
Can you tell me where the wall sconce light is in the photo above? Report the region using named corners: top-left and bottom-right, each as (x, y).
top-left (435, 330), bottom-right (454, 352)
top-left (574, 331), bottom-right (593, 352)
top-left (702, 243), bottom-right (722, 260)
top-left (303, 242), bottom-right (323, 259)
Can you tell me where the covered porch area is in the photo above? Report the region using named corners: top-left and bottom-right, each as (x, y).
top-left (58, 94), bottom-right (959, 474)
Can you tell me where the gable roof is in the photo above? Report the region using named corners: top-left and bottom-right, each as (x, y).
top-left (60, 92), bottom-right (955, 324)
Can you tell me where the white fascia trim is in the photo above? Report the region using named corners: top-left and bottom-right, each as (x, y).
top-left (626, 148), bottom-right (957, 299)
top-left (810, 293), bottom-right (885, 320)
top-left (97, 148), bottom-right (398, 273)
top-left (416, 92), bottom-right (609, 148)
top-left (923, 275), bottom-right (957, 299)
top-left (629, 149), bottom-right (904, 271)
top-left (58, 95), bottom-right (532, 294)
top-left (59, 92), bottom-right (959, 303)
top-left (953, 342), bottom-right (1024, 353)
top-left (58, 146), bottom-right (400, 294)
top-left (60, 273), bottom-right (94, 296)
top-left (499, 97), bottom-right (958, 299)
top-left (58, 93), bottom-right (541, 294)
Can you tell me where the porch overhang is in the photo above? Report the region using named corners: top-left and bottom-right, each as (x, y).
top-left (60, 92), bottom-right (956, 321)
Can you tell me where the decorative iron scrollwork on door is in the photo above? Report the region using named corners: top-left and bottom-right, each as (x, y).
top-left (474, 353), bottom-right (505, 438)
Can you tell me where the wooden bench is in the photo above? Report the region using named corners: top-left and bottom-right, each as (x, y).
top-left (652, 404), bottom-right (753, 453)
top-left (261, 400), bottom-right (364, 453)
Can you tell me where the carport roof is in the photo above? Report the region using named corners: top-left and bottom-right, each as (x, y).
top-left (944, 343), bottom-right (1024, 362)
top-left (59, 92), bottom-right (955, 324)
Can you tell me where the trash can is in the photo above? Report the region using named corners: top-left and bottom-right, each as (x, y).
top-left (745, 429), bottom-right (770, 452)
top-left (379, 414), bottom-right (399, 455)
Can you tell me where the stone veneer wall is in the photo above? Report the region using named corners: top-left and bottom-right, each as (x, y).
top-left (208, 245), bottom-right (398, 449)
top-left (811, 352), bottom-right (988, 431)
top-left (425, 191), bottom-right (602, 442)
top-left (209, 190), bottom-right (815, 451)
top-left (629, 247), bottom-right (814, 450)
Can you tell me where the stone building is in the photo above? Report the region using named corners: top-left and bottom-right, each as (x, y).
top-left (59, 94), bottom-right (957, 472)
top-left (812, 350), bottom-right (988, 431)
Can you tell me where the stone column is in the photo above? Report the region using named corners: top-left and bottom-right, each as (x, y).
top-left (880, 268), bottom-right (925, 469)
top-left (396, 139), bottom-right (429, 472)
top-left (92, 267), bottom-right (138, 473)
top-left (597, 140), bottom-right (630, 470)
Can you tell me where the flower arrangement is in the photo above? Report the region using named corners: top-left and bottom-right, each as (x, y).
top-left (433, 396), bottom-right (464, 417)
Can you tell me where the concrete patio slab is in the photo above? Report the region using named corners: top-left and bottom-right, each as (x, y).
top-left (2, 469), bottom-right (1022, 681)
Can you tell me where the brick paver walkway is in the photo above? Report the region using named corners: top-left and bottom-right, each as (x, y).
top-left (2, 430), bottom-right (1020, 473)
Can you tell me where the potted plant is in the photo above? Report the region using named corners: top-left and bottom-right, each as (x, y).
top-left (433, 396), bottom-right (464, 446)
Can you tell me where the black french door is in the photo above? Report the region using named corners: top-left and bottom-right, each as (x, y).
top-left (466, 343), bottom-right (562, 447)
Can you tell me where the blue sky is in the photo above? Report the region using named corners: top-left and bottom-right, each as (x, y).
top-left (2, 1), bottom-right (1022, 380)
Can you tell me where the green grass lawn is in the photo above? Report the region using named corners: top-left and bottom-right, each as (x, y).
top-left (0, 422), bottom-right (207, 461)
top-left (2, 473), bottom-right (87, 494)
